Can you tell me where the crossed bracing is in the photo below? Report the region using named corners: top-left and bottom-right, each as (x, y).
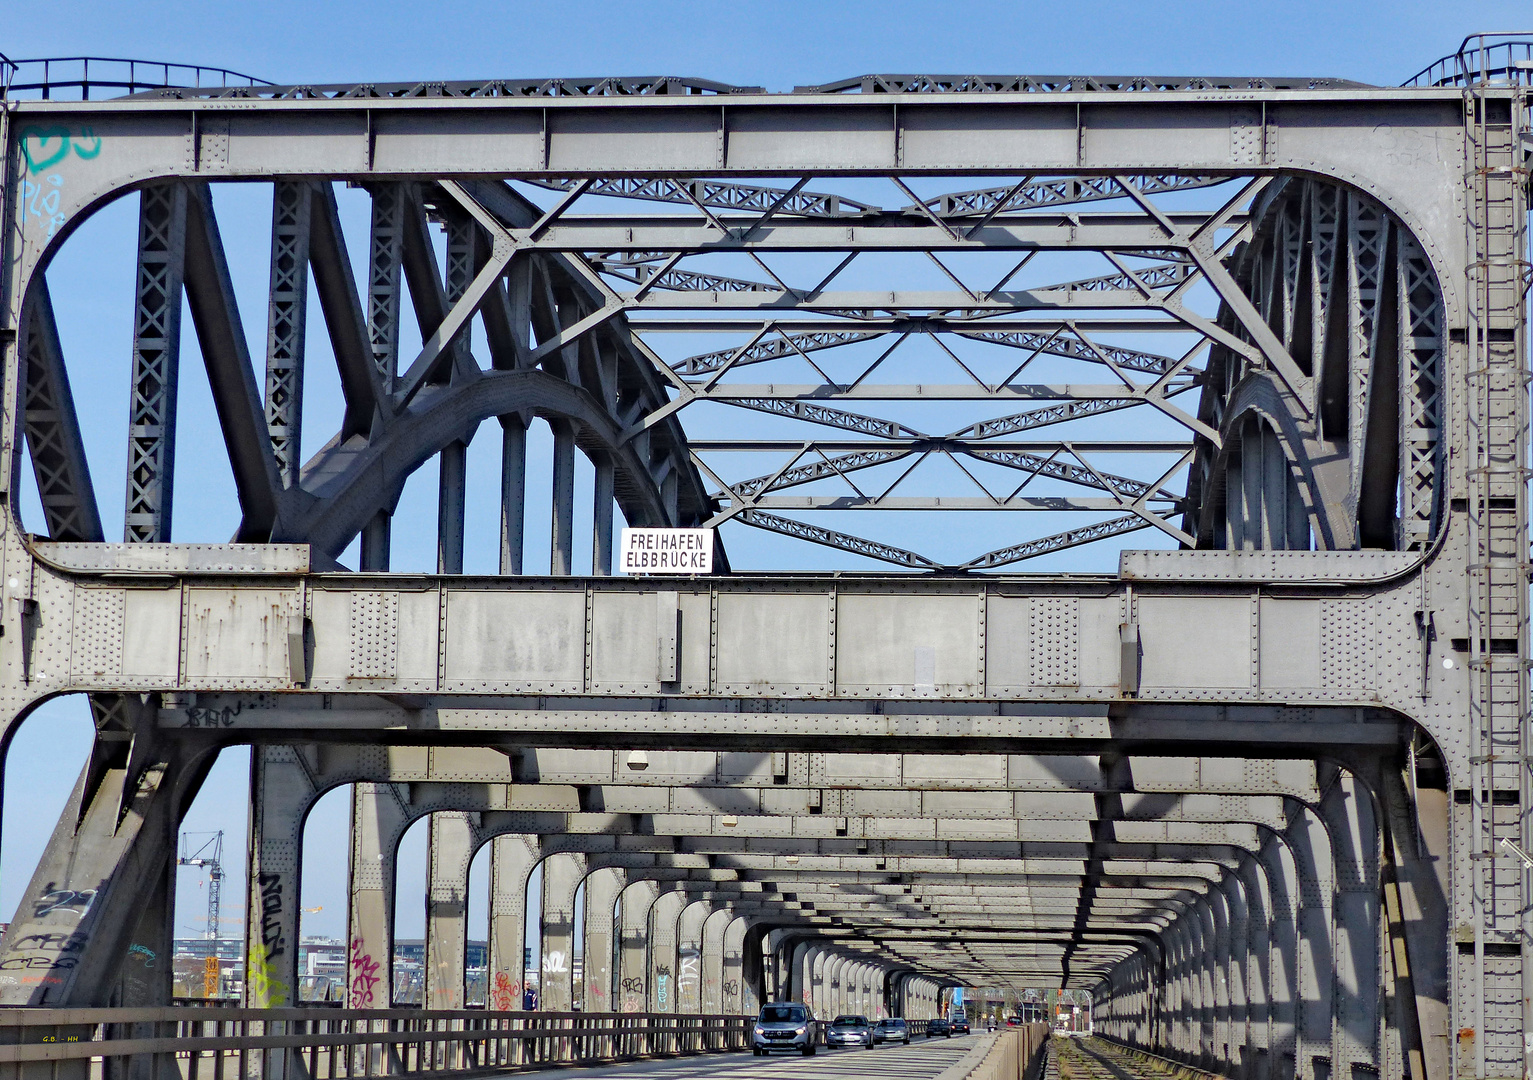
top-left (19, 147), bottom-right (1442, 571)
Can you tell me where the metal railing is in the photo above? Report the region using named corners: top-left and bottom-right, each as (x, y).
top-left (1404, 34), bottom-right (1533, 87)
top-left (0, 57), bottom-right (270, 100)
top-left (0, 1007), bottom-right (752, 1080)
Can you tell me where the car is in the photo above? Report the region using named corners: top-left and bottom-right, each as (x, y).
top-left (826, 1015), bottom-right (874, 1050)
top-left (1005, 1015), bottom-right (1022, 1027)
top-left (752, 1003), bottom-right (818, 1056)
top-left (874, 1017), bottom-right (910, 1045)
top-left (950, 1016), bottom-right (970, 1035)
top-left (926, 1018), bottom-right (952, 1038)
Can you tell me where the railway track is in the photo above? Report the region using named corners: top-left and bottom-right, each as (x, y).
top-left (1044, 1036), bottom-right (1223, 1080)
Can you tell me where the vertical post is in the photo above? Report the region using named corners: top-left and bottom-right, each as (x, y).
top-left (437, 440), bottom-right (467, 574)
top-left (1321, 768), bottom-right (1381, 1077)
top-left (676, 900), bottom-right (710, 1013)
top-left (582, 867), bottom-right (626, 1012)
top-left (367, 183), bottom-right (404, 398)
top-left (648, 889), bottom-right (686, 1013)
top-left (245, 746), bottom-right (315, 1008)
top-left (359, 182), bottom-right (404, 572)
top-left (499, 417), bottom-right (527, 574)
top-left (619, 880), bottom-right (661, 1012)
top-left (539, 852), bottom-right (587, 1011)
top-left (592, 457), bottom-right (615, 575)
top-left (360, 512), bottom-right (391, 571)
top-left (264, 182), bottom-right (311, 488)
top-left (347, 783), bottom-right (408, 1008)
top-left (550, 420), bottom-right (575, 575)
top-left (488, 835), bottom-right (539, 1011)
top-left (424, 812), bottom-right (475, 1009)
top-left (124, 184), bottom-right (187, 543)
top-left (701, 908), bottom-right (732, 1014)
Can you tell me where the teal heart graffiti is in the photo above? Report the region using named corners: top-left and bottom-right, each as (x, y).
top-left (20, 126), bottom-right (71, 174)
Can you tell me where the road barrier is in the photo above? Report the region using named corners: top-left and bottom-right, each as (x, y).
top-left (935, 1023), bottom-right (1050, 1080)
top-left (0, 1007), bottom-right (753, 1080)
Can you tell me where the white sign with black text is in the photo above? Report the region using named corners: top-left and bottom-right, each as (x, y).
top-left (619, 528), bottom-right (714, 575)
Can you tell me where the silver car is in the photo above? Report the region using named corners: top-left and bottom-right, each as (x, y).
top-left (826, 1015), bottom-right (874, 1050)
top-left (874, 1017), bottom-right (910, 1044)
top-left (752, 1003), bottom-right (818, 1056)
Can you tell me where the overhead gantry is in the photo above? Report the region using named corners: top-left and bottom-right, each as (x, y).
top-left (0, 37), bottom-right (1527, 1080)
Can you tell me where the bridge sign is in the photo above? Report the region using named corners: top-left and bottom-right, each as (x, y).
top-left (620, 528), bottom-right (714, 575)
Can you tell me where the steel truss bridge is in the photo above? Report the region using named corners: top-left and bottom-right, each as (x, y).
top-left (0, 34), bottom-right (1528, 1080)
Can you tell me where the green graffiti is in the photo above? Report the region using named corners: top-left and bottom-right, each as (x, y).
top-left (72, 128), bottom-right (102, 160)
top-left (19, 127), bottom-right (70, 174)
top-left (19, 126), bottom-right (105, 174)
top-left (247, 942), bottom-right (289, 1007)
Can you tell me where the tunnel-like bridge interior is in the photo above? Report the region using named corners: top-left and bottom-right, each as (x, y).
top-left (0, 35), bottom-right (1527, 1080)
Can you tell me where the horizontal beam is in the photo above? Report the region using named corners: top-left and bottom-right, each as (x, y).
top-left (688, 440), bottom-right (1192, 452)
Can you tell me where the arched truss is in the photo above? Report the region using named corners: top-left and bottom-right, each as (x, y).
top-left (18, 176), bottom-right (714, 570)
top-left (16, 161), bottom-right (1445, 574)
top-left (1188, 179), bottom-right (1446, 553)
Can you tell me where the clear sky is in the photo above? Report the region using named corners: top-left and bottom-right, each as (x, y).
top-left (1, 0), bottom-right (1525, 954)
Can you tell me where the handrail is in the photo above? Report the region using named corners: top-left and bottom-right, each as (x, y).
top-left (1404, 33), bottom-right (1533, 87)
top-left (0, 1007), bottom-right (752, 1078)
top-left (1, 56), bottom-right (271, 100)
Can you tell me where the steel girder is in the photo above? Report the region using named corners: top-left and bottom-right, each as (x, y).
top-left (4, 84), bottom-right (1466, 572)
top-left (207, 741), bottom-right (1363, 1022)
top-left (0, 65), bottom-right (1526, 1080)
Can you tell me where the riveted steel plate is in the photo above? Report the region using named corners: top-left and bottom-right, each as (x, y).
top-left (443, 590), bottom-right (584, 692)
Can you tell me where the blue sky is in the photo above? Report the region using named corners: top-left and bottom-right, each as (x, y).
top-left (1, 0), bottom-right (1523, 954)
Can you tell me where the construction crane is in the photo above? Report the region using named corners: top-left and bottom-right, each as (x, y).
top-left (178, 831), bottom-right (224, 942)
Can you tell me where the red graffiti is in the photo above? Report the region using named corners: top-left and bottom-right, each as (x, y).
top-left (490, 971), bottom-right (519, 1011)
top-left (348, 936), bottom-right (381, 1008)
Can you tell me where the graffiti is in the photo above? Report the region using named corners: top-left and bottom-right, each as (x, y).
top-left (250, 873), bottom-right (289, 1006)
top-left (623, 994), bottom-right (642, 1012)
top-left (348, 937), bottom-right (381, 1008)
top-left (656, 967), bottom-right (670, 1007)
top-left (15, 126), bottom-right (100, 241)
top-left (32, 884), bottom-right (97, 920)
top-left (678, 950), bottom-right (700, 990)
top-left (19, 126), bottom-right (101, 174)
top-left (256, 872), bottom-right (286, 960)
top-left (184, 704), bottom-right (244, 728)
top-left (489, 971), bottom-right (519, 1011)
top-left (722, 979), bottom-right (740, 997)
top-left (542, 950), bottom-right (568, 974)
top-left (248, 941), bottom-right (289, 1007)
top-left (21, 176), bottom-right (66, 240)
top-left (126, 944), bottom-right (155, 968)
top-left (11, 932), bottom-right (88, 954)
top-left (0, 955), bottom-right (77, 971)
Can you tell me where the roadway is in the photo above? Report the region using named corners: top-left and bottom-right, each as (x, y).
top-left (542, 1035), bottom-right (981, 1078)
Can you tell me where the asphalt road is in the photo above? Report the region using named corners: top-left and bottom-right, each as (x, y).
top-left (537, 1034), bottom-right (982, 1079)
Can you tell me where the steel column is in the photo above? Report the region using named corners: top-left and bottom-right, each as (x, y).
top-left (550, 419), bottom-right (575, 575)
top-left (538, 851), bottom-right (586, 1011)
top-left (346, 783), bottom-right (407, 1008)
top-left (123, 184), bottom-right (187, 543)
top-left (487, 833), bottom-right (538, 1010)
top-left (581, 865), bottom-right (625, 1012)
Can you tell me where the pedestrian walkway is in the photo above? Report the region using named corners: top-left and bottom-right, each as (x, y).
top-left (539, 1034), bottom-right (979, 1078)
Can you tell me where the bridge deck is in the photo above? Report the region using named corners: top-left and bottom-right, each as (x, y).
top-left (547, 1035), bottom-right (976, 1079)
